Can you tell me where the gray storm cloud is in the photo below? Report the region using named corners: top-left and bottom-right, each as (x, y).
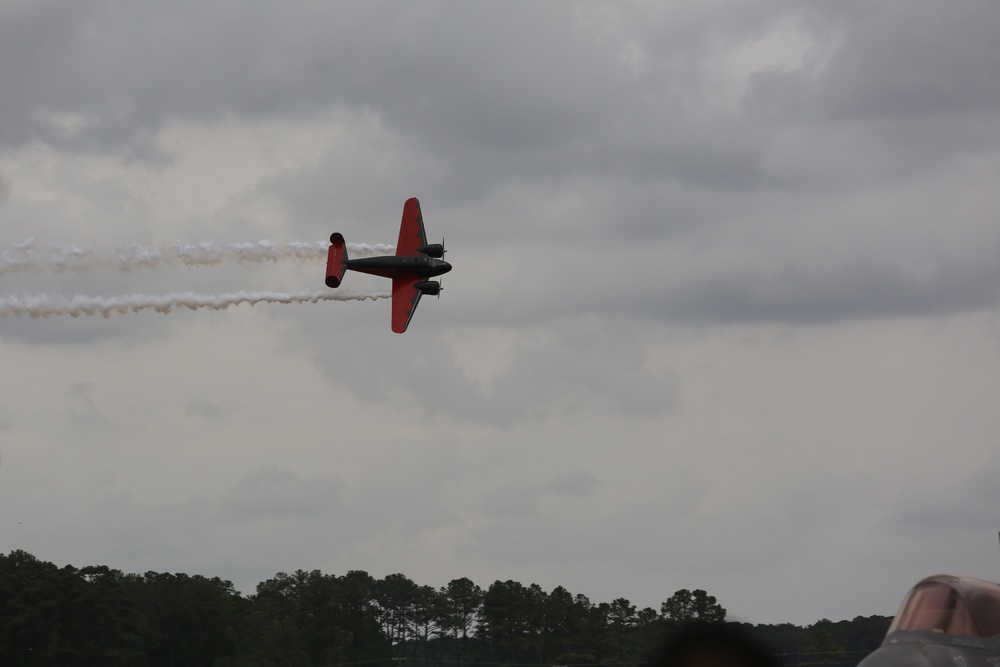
top-left (1, 0), bottom-right (999, 628)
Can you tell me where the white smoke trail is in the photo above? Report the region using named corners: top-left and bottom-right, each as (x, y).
top-left (0, 238), bottom-right (394, 275)
top-left (0, 289), bottom-right (389, 319)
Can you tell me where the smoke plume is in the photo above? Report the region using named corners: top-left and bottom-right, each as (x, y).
top-left (0, 238), bottom-right (394, 275)
top-left (0, 290), bottom-right (389, 319)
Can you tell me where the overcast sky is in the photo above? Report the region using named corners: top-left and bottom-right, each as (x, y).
top-left (1, 0), bottom-right (999, 626)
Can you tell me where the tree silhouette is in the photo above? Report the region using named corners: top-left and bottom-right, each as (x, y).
top-left (660, 588), bottom-right (727, 624)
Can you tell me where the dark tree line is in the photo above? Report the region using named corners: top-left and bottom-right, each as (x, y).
top-left (0, 550), bottom-right (890, 667)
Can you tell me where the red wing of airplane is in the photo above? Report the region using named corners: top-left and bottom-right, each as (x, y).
top-left (391, 198), bottom-right (428, 333)
top-left (391, 275), bottom-right (423, 334)
top-left (395, 197), bottom-right (428, 257)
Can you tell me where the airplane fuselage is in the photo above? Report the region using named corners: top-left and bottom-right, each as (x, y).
top-left (857, 575), bottom-right (1000, 667)
top-left (858, 631), bottom-right (1000, 667)
top-left (345, 255), bottom-right (452, 281)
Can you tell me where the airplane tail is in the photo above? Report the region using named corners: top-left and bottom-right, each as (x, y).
top-left (325, 233), bottom-right (349, 287)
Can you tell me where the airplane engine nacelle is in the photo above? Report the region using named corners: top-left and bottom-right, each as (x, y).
top-left (417, 243), bottom-right (445, 258)
top-left (414, 280), bottom-right (441, 296)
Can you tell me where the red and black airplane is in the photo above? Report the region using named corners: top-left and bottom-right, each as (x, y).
top-left (325, 197), bottom-right (452, 333)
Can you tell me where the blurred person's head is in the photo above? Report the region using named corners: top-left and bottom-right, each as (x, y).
top-left (648, 623), bottom-right (778, 667)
